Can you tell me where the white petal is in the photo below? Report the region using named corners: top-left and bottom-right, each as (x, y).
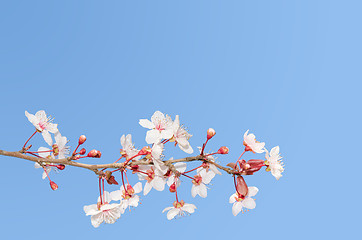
top-left (84, 204), bottom-right (98, 215)
top-left (120, 135), bottom-right (126, 148)
top-left (200, 170), bottom-right (215, 184)
top-left (25, 111), bottom-right (38, 126)
top-left (242, 197), bottom-right (256, 209)
top-left (146, 129), bottom-right (161, 144)
top-left (133, 182), bottom-right (143, 193)
top-left (270, 146), bottom-right (280, 156)
top-left (152, 177), bottom-right (165, 191)
top-left (35, 110), bottom-right (47, 122)
top-left (232, 202), bottom-right (242, 216)
top-left (110, 190), bottom-right (122, 201)
top-left (91, 213), bottom-right (103, 228)
top-left (161, 129), bottom-right (174, 140)
top-left (162, 206), bottom-right (174, 213)
top-left (144, 182), bottom-right (152, 195)
top-left (210, 164), bottom-right (222, 175)
top-left (128, 195), bottom-right (140, 207)
top-left (171, 115), bottom-right (180, 133)
top-left (151, 111), bottom-right (165, 124)
top-left (167, 208), bottom-right (180, 220)
top-left (198, 184), bottom-right (208, 198)
top-left (46, 123), bottom-right (58, 133)
top-left (247, 187), bottom-right (259, 197)
top-left (42, 131), bottom-right (53, 146)
top-left (191, 185), bottom-right (197, 197)
top-left (178, 142), bottom-right (194, 154)
top-left (229, 193), bottom-right (237, 203)
top-left (139, 119), bottom-right (154, 129)
top-left (174, 162), bottom-right (187, 173)
top-left (182, 204), bottom-right (196, 214)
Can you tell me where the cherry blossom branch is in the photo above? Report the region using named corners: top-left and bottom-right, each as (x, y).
top-left (0, 149), bottom-right (240, 176)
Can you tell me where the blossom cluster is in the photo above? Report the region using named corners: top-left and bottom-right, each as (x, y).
top-left (21, 110), bottom-right (284, 227)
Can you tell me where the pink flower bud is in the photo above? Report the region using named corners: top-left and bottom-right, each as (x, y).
top-left (217, 146), bottom-right (229, 154)
top-left (50, 181), bottom-right (58, 191)
top-left (87, 149), bottom-right (98, 158)
top-left (207, 128), bottom-right (216, 140)
top-left (78, 135), bottom-right (87, 145)
top-left (169, 183), bottom-right (177, 193)
top-left (56, 164), bottom-right (65, 170)
top-left (79, 148), bottom-right (86, 155)
top-left (236, 176), bottom-right (248, 198)
top-left (95, 151), bottom-right (102, 158)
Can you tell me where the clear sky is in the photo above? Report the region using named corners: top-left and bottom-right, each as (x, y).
top-left (0, 0), bottom-right (361, 239)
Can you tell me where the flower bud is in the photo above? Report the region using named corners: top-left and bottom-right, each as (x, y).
top-left (49, 181), bottom-right (58, 191)
top-left (79, 148), bottom-right (86, 155)
top-left (217, 146), bottom-right (229, 154)
top-left (87, 149), bottom-right (98, 158)
top-left (78, 135), bottom-right (87, 145)
top-left (95, 151), bottom-right (102, 158)
top-left (56, 164), bottom-right (65, 170)
top-left (169, 183), bottom-right (177, 193)
top-left (207, 128), bottom-right (216, 140)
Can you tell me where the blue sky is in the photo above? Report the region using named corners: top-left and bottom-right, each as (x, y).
top-left (0, 1), bottom-right (361, 239)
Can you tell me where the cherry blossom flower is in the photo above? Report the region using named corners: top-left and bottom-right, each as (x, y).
top-left (265, 146), bottom-right (284, 180)
top-left (25, 110), bottom-right (58, 146)
top-left (197, 147), bottom-right (222, 176)
top-left (120, 134), bottom-right (141, 160)
top-left (166, 162), bottom-right (187, 188)
top-left (83, 191), bottom-right (124, 228)
top-left (111, 182), bottom-right (142, 210)
top-left (171, 115), bottom-right (193, 154)
top-left (137, 165), bottom-right (166, 195)
top-left (53, 132), bottom-right (70, 159)
top-left (191, 169), bottom-right (215, 198)
top-left (229, 186), bottom-right (258, 216)
top-left (162, 200), bottom-right (197, 220)
top-left (139, 111), bottom-right (174, 144)
top-left (243, 130), bottom-right (265, 153)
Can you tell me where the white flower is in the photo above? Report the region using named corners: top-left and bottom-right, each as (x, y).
top-left (243, 130), bottom-right (265, 153)
top-left (137, 165), bottom-right (166, 195)
top-left (166, 162), bottom-right (187, 188)
top-left (139, 111), bottom-right (174, 144)
top-left (162, 200), bottom-right (197, 220)
top-left (265, 146), bottom-right (284, 180)
top-left (191, 169), bottom-right (214, 198)
top-left (25, 110), bottom-right (58, 146)
top-left (111, 182), bottom-right (142, 210)
top-left (229, 187), bottom-right (258, 216)
top-left (83, 191), bottom-right (123, 228)
top-left (171, 115), bottom-right (193, 154)
top-left (197, 147), bottom-right (222, 176)
top-left (34, 147), bottom-right (55, 179)
top-left (54, 132), bottom-right (70, 159)
top-left (120, 134), bottom-right (141, 160)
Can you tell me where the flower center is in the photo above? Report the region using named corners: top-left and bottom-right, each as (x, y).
top-left (192, 175), bottom-right (202, 185)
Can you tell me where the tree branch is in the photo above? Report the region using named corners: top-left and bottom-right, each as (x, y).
top-left (0, 149), bottom-right (240, 176)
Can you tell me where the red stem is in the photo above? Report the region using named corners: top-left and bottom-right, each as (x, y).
top-left (183, 165), bottom-right (203, 174)
top-left (200, 139), bottom-right (209, 155)
top-left (99, 178), bottom-right (103, 205)
top-left (23, 130), bottom-right (37, 149)
top-left (181, 173), bottom-right (195, 181)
